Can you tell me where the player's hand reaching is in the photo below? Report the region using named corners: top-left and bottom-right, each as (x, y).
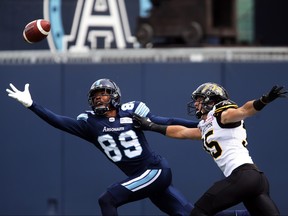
top-left (6, 83), bottom-right (33, 108)
top-left (261, 85), bottom-right (287, 104)
top-left (132, 113), bottom-right (154, 130)
top-left (132, 113), bottom-right (167, 135)
top-left (253, 85), bottom-right (287, 111)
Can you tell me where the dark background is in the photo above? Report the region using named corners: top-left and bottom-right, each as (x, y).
top-left (1, 0), bottom-right (288, 50)
top-left (254, 0), bottom-right (288, 46)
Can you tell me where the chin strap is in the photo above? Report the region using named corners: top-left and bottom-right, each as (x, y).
top-left (94, 106), bottom-right (110, 115)
top-left (195, 110), bottom-right (202, 119)
top-left (196, 110), bottom-right (209, 119)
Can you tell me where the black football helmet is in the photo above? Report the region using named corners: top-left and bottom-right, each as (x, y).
top-left (88, 78), bottom-right (121, 115)
top-left (187, 82), bottom-right (229, 119)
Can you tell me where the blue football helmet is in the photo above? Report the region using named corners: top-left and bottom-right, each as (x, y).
top-left (88, 78), bottom-right (121, 115)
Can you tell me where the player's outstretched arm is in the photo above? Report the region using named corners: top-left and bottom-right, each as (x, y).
top-left (6, 83), bottom-right (33, 108)
top-left (6, 83), bottom-right (86, 137)
top-left (221, 85), bottom-right (287, 124)
top-left (253, 85), bottom-right (287, 111)
top-left (133, 113), bottom-right (201, 139)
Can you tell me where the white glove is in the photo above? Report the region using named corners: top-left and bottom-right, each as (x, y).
top-left (6, 83), bottom-right (33, 107)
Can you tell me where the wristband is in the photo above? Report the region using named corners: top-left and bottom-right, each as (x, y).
top-left (253, 98), bottom-right (266, 111)
top-left (150, 123), bottom-right (167, 135)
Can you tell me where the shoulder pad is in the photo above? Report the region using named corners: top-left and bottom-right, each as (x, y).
top-left (77, 111), bottom-right (93, 122)
top-left (133, 101), bottom-right (150, 117)
top-left (214, 100), bottom-right (238, 114)
top-left (120, 101), bottom-right (150, 117)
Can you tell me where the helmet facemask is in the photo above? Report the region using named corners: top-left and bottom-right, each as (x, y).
top-left (88, 88), bottom-right (113, 115)
top-left (187, 96), bottom-right (214, 119)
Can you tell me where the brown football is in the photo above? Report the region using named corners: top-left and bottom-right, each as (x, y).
top-left (23, 19), bottom-right (51, 43)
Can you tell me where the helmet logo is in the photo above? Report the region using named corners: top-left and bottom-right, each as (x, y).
top-left (202, 84), bottom-right (224, 96)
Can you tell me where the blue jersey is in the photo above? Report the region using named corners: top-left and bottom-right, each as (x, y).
top-left (29, 100), bottom-right (197, 176)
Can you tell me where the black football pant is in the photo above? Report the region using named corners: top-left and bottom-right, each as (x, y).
top-left (190, 163), bottom-right (280, 216)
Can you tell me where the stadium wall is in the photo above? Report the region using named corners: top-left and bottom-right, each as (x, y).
top-left (1, 61), bottom-right (288, 215)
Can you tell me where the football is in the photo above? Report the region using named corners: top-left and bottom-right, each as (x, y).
top-left (23, 19), bottom-right (51, 43)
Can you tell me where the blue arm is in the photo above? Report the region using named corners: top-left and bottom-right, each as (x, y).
top-left (148, 113), bottom-right (198, 128)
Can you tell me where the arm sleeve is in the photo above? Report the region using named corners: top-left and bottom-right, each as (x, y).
top-left (148, 114), bottom-right (198, 128)
top-left (28, 102), bottom-right (88, 138)
top-left (133, 101), bottom-right (198, 128)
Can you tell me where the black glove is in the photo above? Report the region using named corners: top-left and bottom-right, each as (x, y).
top-left (132, 113), bottom-right (167, 135)
top-left (132, 113), bottom-right (154, 130)
top-left (261, 85), bottom-right (287, 103)
top-left (253, 85), bottom-right (287, 111)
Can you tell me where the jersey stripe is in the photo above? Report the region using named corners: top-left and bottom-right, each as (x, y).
top-left (134, 102), bottom-right (150, 117)
top-left (215, 104), bottom-right (238, 114)
top-left (121, 169), bottom-right (162, 192)
top-left (77, 113), bottom-right (89, 121)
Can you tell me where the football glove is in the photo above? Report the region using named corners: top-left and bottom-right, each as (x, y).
top-left (261, 85), bottom-right (287, 104)
top-left (132, 113), bottom-right (153, 130)
top-left (132, 113), bottom-right (167, 135)
top-left (253, 85), bottom-right (287, 111)
top-left (6, 83), bottom-right (33, 108)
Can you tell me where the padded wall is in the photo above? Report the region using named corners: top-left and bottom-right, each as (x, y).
top-left (1, 62), bottom-right (288, 215)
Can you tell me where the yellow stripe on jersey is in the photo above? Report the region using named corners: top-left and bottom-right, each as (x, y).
top-left (214, 104), bottom-right (238, 114)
